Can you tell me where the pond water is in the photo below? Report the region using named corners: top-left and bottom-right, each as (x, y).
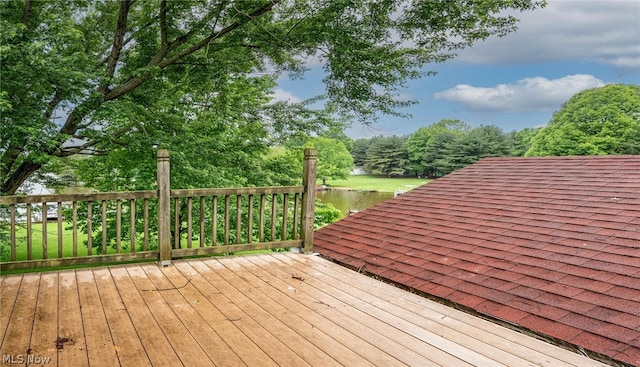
top-left (316, 190), bottom-right (394, 217)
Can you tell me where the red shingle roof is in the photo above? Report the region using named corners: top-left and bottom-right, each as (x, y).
top-left (314, 156), bottom-right (640, 366)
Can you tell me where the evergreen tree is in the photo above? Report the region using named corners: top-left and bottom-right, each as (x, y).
top-left (364, 136), bottom-right (411, 177)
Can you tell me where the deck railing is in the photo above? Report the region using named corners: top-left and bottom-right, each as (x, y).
top-left (0, 149), bottom-right (317, 271)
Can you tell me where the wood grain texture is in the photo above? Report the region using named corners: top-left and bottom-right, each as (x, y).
top-left (0, 254), bottom-right (611, 367)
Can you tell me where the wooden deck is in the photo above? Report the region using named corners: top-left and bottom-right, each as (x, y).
top-left (1, 253), bottom-right (611, 367)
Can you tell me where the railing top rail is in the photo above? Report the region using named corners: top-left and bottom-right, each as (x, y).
top-left (0, 185), bottom-right (307, 205)
top-left (0, 190), bottom-right (157, 205)
top-left (170, 186), bottom-right (305, 198)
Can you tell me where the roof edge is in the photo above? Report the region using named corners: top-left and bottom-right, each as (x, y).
top-left (315, 254), bottom-right (631, 367)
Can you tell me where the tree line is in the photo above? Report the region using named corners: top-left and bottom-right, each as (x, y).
top-left (349, 84), bottom-right (640, 178)
top-left (351, 122), bottom-right (535, 178)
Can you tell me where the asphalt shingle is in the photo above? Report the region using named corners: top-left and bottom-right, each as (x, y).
top-left (315, 155), bottom-right (640, 366)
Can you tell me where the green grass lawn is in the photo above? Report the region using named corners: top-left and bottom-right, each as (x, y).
top-left (322, 175), bottom-right (431, 192)
top-left (2, 221), bottom-right (291, 273)
top-left (3, 222), bottom-right (87, 262)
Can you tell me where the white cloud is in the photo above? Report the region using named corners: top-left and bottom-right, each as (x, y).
top-left (270, 88), bottom-right (302, 103)
top-left (434, 74), bottom-right (605, 112)
top-left (454, 0), bottom-right (640, 68)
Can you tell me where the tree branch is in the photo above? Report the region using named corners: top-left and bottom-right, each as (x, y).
top-left (160, 1), bottom-right (280, 69)
top-left (94, 17), bottom-right (158, 71)
top-left (1, 160), bottom-right (42, 195)
top-left (45, 93), bottom-right (62, 120)
top-left (160, 0), bottom-right (167, 47)
top-left (104, 1), bottom-right (280, 101)
top-left (57, 124), bottom-right (134, 157)
top-left (99, 0), bottom-right (133, 94)
top-left (21, 0), bottom-right (33, 26)
top-left (166, 0), bottom-right (227, 54)
top-left (0, 144), bottom-right (24, 179)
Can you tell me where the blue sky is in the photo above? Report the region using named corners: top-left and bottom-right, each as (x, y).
top-left (273, 0), bottom-right (640, 138)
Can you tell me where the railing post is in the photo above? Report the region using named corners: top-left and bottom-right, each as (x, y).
top-left (157, 149), bottom-right (171, 266)
top-left (301, 149), bottom-right (317, 253)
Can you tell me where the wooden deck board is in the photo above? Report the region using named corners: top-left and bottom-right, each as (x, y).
top-left (75, 269), bottom-right (120, 367)
top-left (1, 273), bottom-right (40, 361)
top-left (171, 261), bottom-right (278, 367)
top-left (182, 261), bottom-right (336, 367)
top-left (0, 275), bottom-right (22, 348)
top-left (141, 264), bottom-right (247, 367)
top-left (30, 272), bottom-right (58, 366)
top-left (0, 253), bottom-right (612, 367)
top-left (110, 266), bottom-right (181, 367)
top-left (188, 260), bottom-right (313, 367)
top-left (279, 254), bottom-right (568, 367)
top-left (92, 267), bottom-right (150, 367)
top-left (57, 270), bottom-right (89, 367)
top-left (252, 254), bottom-right (491, 366)
top-left (289, 253), bottom-right (595, 367)
top-left (176, 260), bottom-right (364, 367)
top-left (236, 255), bottom-right (452, 367)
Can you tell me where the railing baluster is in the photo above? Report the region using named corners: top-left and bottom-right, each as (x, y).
top-left (72, 202), bottom-right (78, 256)
top-left (174, 198), bottom-right (180, 249)
top-left (187, 197), bottom-right (193, 248)
top-left (293, 193), bottom-right (300, 239)
top-left (199, 197), bottom-right (205, 247)
top-left (101, 200), bottom-right (107, 254)
top-left (116, 199), bottom-right (122, 253)
top-left (259, 194), bottom-right (265, 242)
top-left (212, 196), bottom-right (217, 246)
top-left (87, 201), bottom-right (93, 256)
top-left (247, 195), bottom-right (254, 244)
top-left (271, 194), bottom-right (277, 242)
top-left (236, 195), bottom-right (242, 244)
top-left (282, 193), bottom-right (289, 241)
top-left (57, 202), bottom-right (63, 258)
top-left (26, 204), bottom-right (32, 260)
top-left (42, 202), bottom-right (48, 260)
top-left (130, 199), bottom-right (136, 253)
top-left (143, 199), bottom-right (149, 251)
top-left (9, 204), bottom-right (16, 261)
top-left (224, 195), bottom-right (230, 245)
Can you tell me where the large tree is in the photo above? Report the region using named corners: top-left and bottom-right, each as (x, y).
top-left (309, 137), bottom-right (353, 186)
top-left (1, 0), bottom-right (545, 194)
top-left (526, 84), bottom-right (640, 157)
